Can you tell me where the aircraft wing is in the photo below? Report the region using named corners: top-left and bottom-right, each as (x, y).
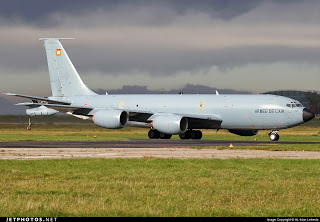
top-left (4, 93), bottom-right (71, 105)
top-left (12, 94), bottom-right (222, 129)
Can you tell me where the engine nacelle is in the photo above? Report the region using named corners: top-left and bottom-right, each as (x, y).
top-left (26, 106), bottom-right (59, 116)
top-left (93, 109), bottom-right (128, 129)
top-left (151, 115), bottom-right (188, 135)
top-left (228, 129), bottom-right (259, 136)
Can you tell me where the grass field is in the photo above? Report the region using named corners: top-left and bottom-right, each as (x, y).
top-left (1, 158), bottom-right (320, 217)
top-left (0, 116), bottom-right (320, 217)
top-left (0, 115), bottom-right (319, 143)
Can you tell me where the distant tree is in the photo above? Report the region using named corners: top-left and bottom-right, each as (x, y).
top-left (305, 91), bottom-right (320, 115)
top-left (305, 91), bottom-right (320, 106)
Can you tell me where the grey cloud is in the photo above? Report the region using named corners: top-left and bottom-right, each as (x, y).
top-left (2, 44), bottom-right (320, 76)
top-left (0, 1), bottom-right (106, 26)
top-left (0, 45), bottom-right (46, 70)
top-left (69, 46), bottom-right (320, 76)
top-left (0, 97), bottom-right (26, 115)
top-left (0, 0), bottom-right (296, 27)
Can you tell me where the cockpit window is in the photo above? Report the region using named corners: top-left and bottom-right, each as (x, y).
top-left (286, 102), bottom-right (303, 108)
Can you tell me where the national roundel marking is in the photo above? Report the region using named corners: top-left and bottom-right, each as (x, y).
top-left (56, 49), bottom-right (62, 56)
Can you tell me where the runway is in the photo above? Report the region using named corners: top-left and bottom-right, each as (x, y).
top-left (0, 139), bottom-right (319, 148)
top-left (0, 140), bottom-right (319, 160)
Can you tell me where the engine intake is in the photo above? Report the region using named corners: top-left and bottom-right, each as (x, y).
top-left (152, 115), bottom-right (188, 135)
top-left (93, 109), bottom-right (128, 129)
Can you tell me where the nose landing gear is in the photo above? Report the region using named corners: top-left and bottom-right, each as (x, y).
top-left (269, 131), bottom-right (280, 141)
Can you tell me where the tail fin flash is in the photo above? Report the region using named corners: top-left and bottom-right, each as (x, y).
top-left (40, 38), bottom-right (97, 97)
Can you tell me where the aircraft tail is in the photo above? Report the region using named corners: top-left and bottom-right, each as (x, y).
top-left (39, 38), bottom-right (97, 97)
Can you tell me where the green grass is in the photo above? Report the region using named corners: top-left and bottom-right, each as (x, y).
top-left (193, 144), bottom-right (320, 152)
top-left (0, 115), bottom-right (319, 142)
top-left (1, 158), bottom-right (320, 217)
top-left (0, 124), bottom-right (148, 141)
top-left (1, 116), bottom-right (320, 217)
top-left (0, 122), bottom-right (319, 142)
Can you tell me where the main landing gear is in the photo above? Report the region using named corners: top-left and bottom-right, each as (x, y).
top-left (269, 131), bottom-right (280, 141)
top-left (148, 129), bottom-right (203, 140)
top-left (148, 129), bottom-right (172, 139)
top-left (179, 129), bottom-right (202, 140)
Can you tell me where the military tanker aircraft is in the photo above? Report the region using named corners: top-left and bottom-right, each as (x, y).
top-left (5, 38), bottom-right (315, 141)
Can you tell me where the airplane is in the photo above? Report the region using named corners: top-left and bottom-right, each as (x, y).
top-left (5, 38), bottom-right (315, 141)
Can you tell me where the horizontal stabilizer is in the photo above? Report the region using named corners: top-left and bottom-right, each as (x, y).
top-left (16, 102), bottom-right (91, 110)
top-left (39, 38), bottom-right (75, 41)
top-left (4, 93), bottom-right (71, 105)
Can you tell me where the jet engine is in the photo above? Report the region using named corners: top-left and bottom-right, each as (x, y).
top-left (151, 115), bottom-right (188, 135)
top-left (93, 109), bottom-right (128, 129)
top-left (26, 105), bottom-right (59, 116)
top-left (228, 129), bottom-right (259, 136)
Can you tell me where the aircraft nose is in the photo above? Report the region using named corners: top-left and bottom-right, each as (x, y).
top-left (303, 108), bottom-right (315, 122)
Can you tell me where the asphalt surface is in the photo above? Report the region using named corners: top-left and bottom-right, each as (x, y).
top-left (0, 139), bottom-right (319, 148)
top-left (1, 140), bottom-right (320, 160)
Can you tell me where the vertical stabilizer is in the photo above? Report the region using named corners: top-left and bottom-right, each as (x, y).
top-left (39, 38), bottom-right (97, 97)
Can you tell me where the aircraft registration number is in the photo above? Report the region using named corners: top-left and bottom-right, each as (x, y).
top-left (255, 109), bottom-right (284, 114)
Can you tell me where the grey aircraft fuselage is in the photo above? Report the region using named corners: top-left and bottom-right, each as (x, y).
top-left (55, 94), bottom-right (305, 130)
top-left (6, 38), bottom-right (315, 141)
